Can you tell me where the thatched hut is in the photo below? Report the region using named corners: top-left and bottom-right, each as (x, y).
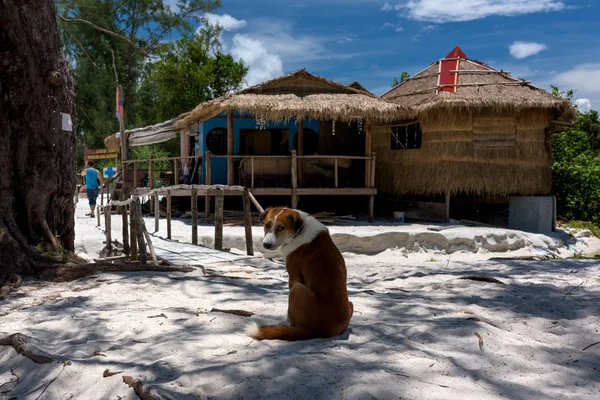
top-left (175, 69), bottom-right (413, 220)
top-left (377, 46), bottom-right (576, 205)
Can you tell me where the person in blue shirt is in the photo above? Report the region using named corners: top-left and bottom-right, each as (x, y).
top-left (80, 160), bottom-right (103, 217)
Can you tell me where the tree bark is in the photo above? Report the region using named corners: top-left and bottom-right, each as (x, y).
top-left (0, 0), bottom-right (76, 287)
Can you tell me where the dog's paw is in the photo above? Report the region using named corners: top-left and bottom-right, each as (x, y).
top-left (244, 320), bottom-right (260, 338)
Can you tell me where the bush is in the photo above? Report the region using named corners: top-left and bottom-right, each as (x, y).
top-left (552, 129), bottom-right (600, 224)
top-left (130, 145), bottom-right (171, 170)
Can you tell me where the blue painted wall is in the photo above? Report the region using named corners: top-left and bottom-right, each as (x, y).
top-left (196, 113), bottom-right (320, 184)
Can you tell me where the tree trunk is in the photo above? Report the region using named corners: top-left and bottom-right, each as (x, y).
top-left (0, 0), bottom-right (76, 287)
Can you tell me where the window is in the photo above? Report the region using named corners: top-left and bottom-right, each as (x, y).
top-left (205, 127), bottom-right (227, 155)
top-left (240, 129), bottom-right (289, 155)
top-left (293, 128), bottom-right (319, 155)
top-left (391, 122), bottom-right (422, 150)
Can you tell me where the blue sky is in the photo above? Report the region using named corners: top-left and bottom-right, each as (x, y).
top-left (183, 0), bottom-right (600, 110)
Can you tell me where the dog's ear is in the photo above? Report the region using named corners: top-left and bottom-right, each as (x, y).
top-left (259, 208), bottom-right (270, 224)
top-left (289, 212), bottom-right (304, 234)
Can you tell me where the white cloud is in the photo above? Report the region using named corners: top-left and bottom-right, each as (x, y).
top-left (381, 22), bottom-right (404, 32)
top-left (575, 98), bottom-right (592, 112)
top-left (230, 34), bottom-right (283, 87)
top-left (553, 64), bottom-right (600, 112)
top-left (509, 41), bottom-right (548, 59)
top-left (203, 13), bottom-right (247, 31)
top-left (388, 0), bottom-right (565, 22)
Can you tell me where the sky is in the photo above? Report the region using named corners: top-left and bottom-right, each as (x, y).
top-left (175, 0), bottom-right (600, 111)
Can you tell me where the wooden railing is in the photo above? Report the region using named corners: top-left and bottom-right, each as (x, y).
top-left (124, 151), bottom-right (376, 190)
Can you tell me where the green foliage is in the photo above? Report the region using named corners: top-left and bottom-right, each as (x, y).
top-left (550, 86), bottom-right (600, 224)
top-left (144, 35), bottom-right (248, 121)
top-left (561, 220), bottom-right (600, 238)
top-left (56, 0), bottom-right (222, 169)
top-left (391, 72), bottom-right (410, 88)
top-left (130, 145), bottom-right (171, 169)
top-left (552, 128), bottom-right (600, 224)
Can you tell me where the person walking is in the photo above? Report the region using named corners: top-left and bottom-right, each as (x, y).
top-left (183, 160), bottom-right (191, 184)
top-left (80, 160), bottom-right (103, 217)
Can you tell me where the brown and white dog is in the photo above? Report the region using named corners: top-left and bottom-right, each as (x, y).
top-left (245, 207), bottom-right (353, 341)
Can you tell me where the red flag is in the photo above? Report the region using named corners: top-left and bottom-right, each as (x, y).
top-left (116, 84), bottom-right (124, 121)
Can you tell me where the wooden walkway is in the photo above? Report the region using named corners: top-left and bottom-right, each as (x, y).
top-left (151, 235), bottom-right (252, 266)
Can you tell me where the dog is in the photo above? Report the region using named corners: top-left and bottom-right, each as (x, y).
top-left (245, 207), bottom-right (353, 341)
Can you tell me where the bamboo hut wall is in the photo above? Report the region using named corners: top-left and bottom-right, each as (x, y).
top-left (373, 108), bottom-right (552, 197)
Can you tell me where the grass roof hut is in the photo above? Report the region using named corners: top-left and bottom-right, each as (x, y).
top-left (377, 46), bottom-right (576, 207)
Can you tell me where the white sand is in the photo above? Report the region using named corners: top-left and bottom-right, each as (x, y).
top-left (1, 199), bottom-right (599, 399)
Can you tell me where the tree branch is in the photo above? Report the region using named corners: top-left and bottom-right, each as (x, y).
top-left (67, 31), bottom-right (99, 70)
top-left (58, 15), bottom-right (147, 56)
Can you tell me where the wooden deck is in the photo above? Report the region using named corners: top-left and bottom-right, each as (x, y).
top-left (152, 236), bottom-right (251, 266)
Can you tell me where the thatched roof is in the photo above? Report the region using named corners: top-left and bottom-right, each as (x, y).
top-left (382, 46), bottom-right (576, 122)
top-left (105, 119), bottom-right (179, 150)
top-left (347, 81), bottom-right (373, 95)
top-left (175, 69), bottom-right (413, 129)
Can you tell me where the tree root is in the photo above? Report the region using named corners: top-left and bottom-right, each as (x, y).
top-left (0, 333), bottom-right (54, 364)
top-left (35, 263), bottom-right (194, 282)
top-left (0, 274), bottom-right (23, 300)
top-left (122, 376), bottom-right (173, 400)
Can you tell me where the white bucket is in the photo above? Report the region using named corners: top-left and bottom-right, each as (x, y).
top-left (393, 211), bottom-right (405, 223)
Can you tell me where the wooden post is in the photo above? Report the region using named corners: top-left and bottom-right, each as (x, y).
top-left (154, 192), bottom-right (160, 233)
top-left (334, 158), bottom-right (338, 188)
top-left (122, 205), bottom-right (129, 255)
top-left (205, 151), bottom-right (211, 185)
top-left (118, 84), bottom-right (127, 176)
top-left (149, 154), bottom-right (155, 214)
top-left (166, 190), bottom-right (172, 240)
top-left (243, 188), bottom-right (254, 256)
top-left (204, 151), bottom-right (211, 222)
top-left (214, 188), bottom-right (224, 250)
top-left (97, 208), bottom-right (100, 226)
top-left (142, 228), bottom-right (158, 266)
top-left (368, 196), bottom-right (375, 224)
top-left (105, 205), bottom-right (112, 257)
top-left (291, 150), bottom-right (298, 209)
top-left (445, 192), bottom-right (451, 223)
top-left (365, 119), bottom-right (372, 188)
top-left (173, 158), bottom-right (178, 185)
top-left (251, 157), bottom-right (255, 188)
top-left (298, 118), bottom-right (304, 187)
top-left (370, 153), bottom-right (376, 188)
top-left (133, 161), bottom-right (138, 188)
top-left (227, 111), bottom-right (234, 186)
top-left (191, 188), bottom-right (198, 245)
top-left (134, 197), bottom-right (147, 264)
top-left (129, 204), bottom-right (137, 261)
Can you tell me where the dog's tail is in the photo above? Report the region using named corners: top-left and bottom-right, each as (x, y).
top-left (245, 321), bottom-right (312, 341)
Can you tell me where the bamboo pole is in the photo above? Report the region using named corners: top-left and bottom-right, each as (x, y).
top-left (445, 192), bottom-right (451, 223)
top-left (166, 190), bottom-right (172, 240)
top-left (133, 197), bottom-right (147, 264)
top-left (105, 205), bottom-right (112, 257)
top-left (205, 151), bottom-right (211, 222)
top-left (122, 205), bottom-right (129, 255)
top-left (97, 208), bottom-right (100, 226)
top-left (243, 188), bottom-right (254, 256)
top-left (149, 154), bottom-right (155, 214)
top-left (172, 158), bottom-right (178, 185)
top-left (129, 204), bottom-right (137, 261)
top-left (334, 158), bottom-right (338, 188)
top-left (191, 188), bottom-right (198, 245)
top-left (133, 161), bottom-right (138, 188)
top-left (251, 157), bottom-right (255, 188)
top-left (227, 111), bottom-right (234, 185)
top-left (143, 228), bottom-right (158, 266)
top-left (214, 188), bottom-right (224, 251)
top-left (297, 118), bottom-right (304, 187)
top-left (370, 153), bottom-right (376, 188)
top-left (365, 119), bottom-right (372, 188)
top-left (247, 190), bottom-right (264, 214)
top-left (154, 192), bottom-right (160, 233)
